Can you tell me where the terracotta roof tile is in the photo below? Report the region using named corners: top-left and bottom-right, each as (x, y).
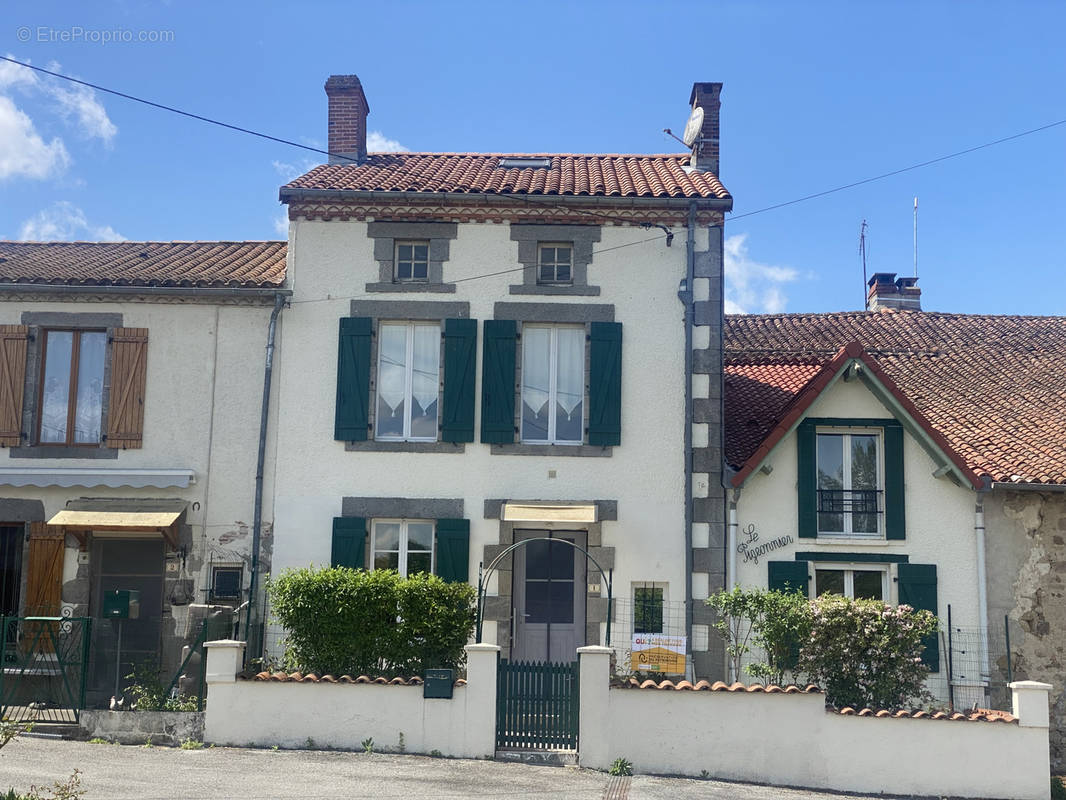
top-left (610, 678), bottom-right (822, 694)
top-left (0, 241), bottom-right (287, 288)
top-left (831, 705), bottom-right (1016, 723)
top-left (281, 153), bottom-right (730, 200)
top-left (725, 310), bottom-right (1066, 485)
top-left (248, 671), bottom-right (466, 686)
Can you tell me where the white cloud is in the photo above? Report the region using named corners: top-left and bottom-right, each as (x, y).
top-left (724, 233), bottom-right (798, 315)
top-left (0, 95), bottom-right (70, 180)
top-left (273, 210), bottom-right (288, 238)
top-left (272, 158), bottom-right (317, 181)
top-left (367, 131), bottom-right (408, 153)
top-left (18, 201), bottom-right (125, 242)
top-left (0, 58), bottom-right (38, 91)
top-left (1, 55), bottom-right (116, 145)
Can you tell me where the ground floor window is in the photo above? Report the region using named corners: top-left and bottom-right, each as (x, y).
top-left (371, 520), bottom-right (434, 577)
top-left (813, 564), bottom-right (888, 601)
top-left (633, 584), bottom-right (664, 634)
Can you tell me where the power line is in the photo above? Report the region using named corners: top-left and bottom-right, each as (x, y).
top-left (729, 117), bottom-right (1066, 221)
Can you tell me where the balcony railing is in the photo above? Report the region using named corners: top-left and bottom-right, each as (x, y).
top-left (817, 489), bottom-right (882, 515)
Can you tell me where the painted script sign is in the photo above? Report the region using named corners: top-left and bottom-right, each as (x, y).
top-left (736, 523), bottom-right (794, 565)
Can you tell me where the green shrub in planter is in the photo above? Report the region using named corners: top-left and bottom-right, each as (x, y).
top-left (267, 566), bottom-right (475, 677)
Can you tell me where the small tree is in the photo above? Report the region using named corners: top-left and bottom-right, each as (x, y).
top-left (705, 587), bottom-right (811, 685)
top-left (798, 594), bottom-right (937, 709)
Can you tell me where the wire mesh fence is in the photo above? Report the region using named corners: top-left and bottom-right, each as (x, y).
top-left (606, 598), bottom-right (690, 677)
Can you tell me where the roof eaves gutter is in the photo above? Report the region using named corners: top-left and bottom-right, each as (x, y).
top-left (990, 481), bottom-right (1066, 493)
top-left (279, 187), bottom-right (733, 212)
top-left (0, 283), bottom-right (292, 303)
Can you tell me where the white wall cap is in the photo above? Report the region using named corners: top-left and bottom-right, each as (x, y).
top-left (464, 643), bottom-right (502, 653)
top-left (1010, 680), bottom-right (1053, 691)
top-left (205, 640), bottom-right (247, 649)
top-left (576, 646), bottom-right (613, 655)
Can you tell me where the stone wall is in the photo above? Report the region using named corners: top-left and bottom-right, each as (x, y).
top-left (985, 488), bottom-right (1066, 770)
top-left (78, 710), bottom-right (204, 746)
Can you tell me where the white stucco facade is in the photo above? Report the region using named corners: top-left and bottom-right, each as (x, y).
top-left (271, 217), bottom-right (696, 660)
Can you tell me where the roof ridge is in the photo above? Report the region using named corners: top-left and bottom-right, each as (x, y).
top-left (0, 240), bottom-right (286, 246)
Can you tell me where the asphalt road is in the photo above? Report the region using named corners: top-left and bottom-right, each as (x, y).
top-left (0, 736), bottom-right (880, 800)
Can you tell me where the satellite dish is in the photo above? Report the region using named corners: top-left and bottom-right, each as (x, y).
top-left (682, 106), bottom-right (705, 147)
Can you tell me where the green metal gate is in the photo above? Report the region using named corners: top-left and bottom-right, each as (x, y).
top-left (0, 616), bottom-right (91, 723)
top-left (496, 660), bottom-right (579, 750)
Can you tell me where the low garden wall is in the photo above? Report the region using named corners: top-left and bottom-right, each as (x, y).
top-left (203, 641), bottom-right (497, 758)
top-left (78, 710), bottom-right (204, 746)
top-left (578, 646), bottom-right (1051, 800)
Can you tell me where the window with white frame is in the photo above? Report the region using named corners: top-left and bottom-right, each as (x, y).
top-left (371, 520), bottom-right (434, 577)
top-left (813, 564), bottom-right (888, 602)
top-left (520, 325), bottom-right (584, 444)
top-left (39, 329), bottom-right (107, 445)
top-left (537, 244), bottom-right (573, 285)
top-left (375, 322), bottom-right (440, 441)
top-left (394, 241), bottom-right (430, 282)
top-left (816, 429), bottom-right (883, 537)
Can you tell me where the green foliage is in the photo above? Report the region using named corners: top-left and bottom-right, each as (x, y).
top-left (608, 757), bottom-right (633, 777)
top-left (397, 732), bottom-right (405, 754)
top-left (1051, 776), bottom-right (1066, 800)
top-left (179, 738), bottom-right (204, 750)
top-left (361, 737), bottom-right (374, 754)
top-left (86, 738), bottom-right (109, 745)
top-left (17, 770), bottom-right (84, 800)
top-left (0, 719), bottom-right (32, 752)
top-left (798, 594), bottom-right (937, 709)
top-left (124, 661), bottom-right (199, 712)
top-left (267, 567), bottom-right (476, 677)
top-left (428, 749), bottom-right (443, 758)
top-left (706, 587), bottom-right (811, 685)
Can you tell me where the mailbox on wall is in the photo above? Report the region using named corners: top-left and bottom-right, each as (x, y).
top-left (423, 668), bottom-right (454, 699)
top-left (103, 589), bottom-right (140, 620)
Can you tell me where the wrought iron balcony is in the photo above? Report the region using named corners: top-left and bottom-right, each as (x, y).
top-left (817, 489), bottom-right (882, 515)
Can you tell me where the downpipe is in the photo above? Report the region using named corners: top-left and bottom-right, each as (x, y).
top-left (975, 483), bottom-right (991, 688)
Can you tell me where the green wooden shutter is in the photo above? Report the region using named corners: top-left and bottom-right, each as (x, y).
top-left (480, 320), bottom-right (517, 444)
top-left (434, 519), bottom-right (470, 583)
top-left (331, 517), bottom-right (366, 569)
top-left (441, 318), bottom-right (477, 443)
top-left (884, 423), bottom-right (906, 540)
top-left (897, 563), bottom-right (939, 671)
top-left (797, 421), bottom-right (817, 538)
top-left (768, 560), bottom-right (810, 594)
top-left (335, 317), bottom-right (372, 441)
top-left (588, 321), bottom-right (622, 447)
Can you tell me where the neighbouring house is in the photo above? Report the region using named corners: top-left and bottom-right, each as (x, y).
top-left (268, 74), bottom-right (732, 678)
top-left (724, 274), bottom-right (1066, 761)
top-left (0, 241), bottom-right (287, 707)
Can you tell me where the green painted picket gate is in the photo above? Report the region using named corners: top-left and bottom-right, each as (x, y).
top-left (496, 659), bottom-right (579, 750)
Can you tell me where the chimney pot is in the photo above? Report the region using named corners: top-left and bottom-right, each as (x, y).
top-left (324, 74), bottom-right (370, 165)
top-left (867, 272), bottom-right (922, 311)
top-left (688, 82), bottom-right (722, 176)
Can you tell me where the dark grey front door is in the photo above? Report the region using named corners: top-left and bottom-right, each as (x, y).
top-left (511, 530), bottom-right (586, 663)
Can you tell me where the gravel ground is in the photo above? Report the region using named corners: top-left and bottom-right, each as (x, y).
top-left (0, 736), bottom-right (879, 800)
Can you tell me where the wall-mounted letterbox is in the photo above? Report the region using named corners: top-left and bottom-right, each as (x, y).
top-left (103, 589), bottom-right (140, 620)
top-left (423, 668), bottom-right (454, 699)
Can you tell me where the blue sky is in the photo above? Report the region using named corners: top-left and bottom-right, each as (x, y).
top-left (1, 0), bottom-right (1063, 315)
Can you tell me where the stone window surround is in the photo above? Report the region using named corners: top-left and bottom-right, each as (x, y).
top-left (12, 312), bottom-right (123, 460)
top-left (478, 498), bottom-right (617, 653)
top-left (491, 302), bottom-right (614, 458)
top-left (340, 497), bottom-right (464, 573)
top-left (346, 300), bottom-right (469, 454)
top-left (365, 222), bottom-right (458, 294)
top-left (509, 224), bottom-right (601, 296)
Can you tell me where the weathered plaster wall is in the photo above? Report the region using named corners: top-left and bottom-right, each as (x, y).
top-left (985, 489), bottom-right (1066, 770)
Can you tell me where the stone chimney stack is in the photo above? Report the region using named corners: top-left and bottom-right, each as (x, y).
top-left (688, 82), bottom-right (722, 175)
top-left (867, 273), bottom-right (922, 311)
top-left (324, 75), bottom-right (370, 165)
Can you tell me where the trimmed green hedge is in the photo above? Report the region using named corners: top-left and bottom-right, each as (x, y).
top-left (267, 567), bottom-right (476, 677)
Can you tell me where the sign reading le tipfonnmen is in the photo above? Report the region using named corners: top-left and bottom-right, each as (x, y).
top-left (736, 523), bottom-right (794, 566)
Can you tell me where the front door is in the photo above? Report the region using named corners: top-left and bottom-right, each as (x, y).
top-left (511, 530), bottom-right (586, 663)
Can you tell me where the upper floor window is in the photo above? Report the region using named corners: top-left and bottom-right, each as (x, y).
top-left (39, 329), bottom-right (106, 445)
top-left (521, 325), bottom-right (584, 445)
top-left (371, 519), bottom-right (434, 577)
top-left (394, 241), bottom-right (429, 282)
top-left (537, 244), bottom-right (573, 285)
top-left (375, 322), bottom-right (440, 442)
top-left (816, 429), bottom-right (882, 537)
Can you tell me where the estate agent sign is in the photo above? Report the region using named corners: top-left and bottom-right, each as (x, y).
top-left (631, 634), bottom-right (686, 673)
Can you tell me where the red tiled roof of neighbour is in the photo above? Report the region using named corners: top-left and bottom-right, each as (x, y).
top-left (249, 672), bottom-right (466, 686)
top-left (0, 241), bottom-right (287, 288)
top-left (832, 706), bottom-right (1017, 723)
top-left (611, 679), bottom-right (822, 693)
top-left (725, 310), bottom-right (1066, 486)
top-left (281, 153), bottom-right (731, 200)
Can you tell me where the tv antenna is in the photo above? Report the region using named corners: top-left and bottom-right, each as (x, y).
top-left (860, 220), bottom-right (869, 310)
top-left (913, 196), bottom-right (919, 278)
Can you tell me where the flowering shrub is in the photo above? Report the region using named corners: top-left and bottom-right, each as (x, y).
top-left (705, 587), bottom-right (811, 685)
top-left (798, 594), bottom-right (937, 709)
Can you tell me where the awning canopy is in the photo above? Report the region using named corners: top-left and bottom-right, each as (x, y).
top-left (501, 503), bottom-right (597, 524)
top-left (46, 510), bottom-right (183, 548)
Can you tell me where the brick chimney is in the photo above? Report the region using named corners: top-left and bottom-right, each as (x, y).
top-left (688, 82), bottom-right (722, 175)
top-left (867, 273), bottom-right (922, 311)
top-left (324, 75), bottom-right (370, 165)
